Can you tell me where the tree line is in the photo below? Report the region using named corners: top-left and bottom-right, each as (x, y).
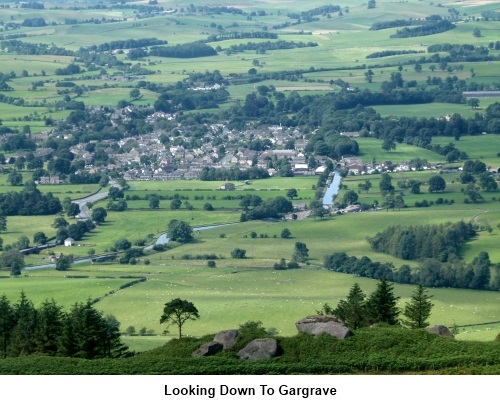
top-left (0, 292), bottom-right (128, 359)
top-left (84, 38), bottom-right (167, 52)
top-left (199, 166), bottom-right (270, 181)
top-left (324, 251), bottom-right (499, 291)
top-left (148, 43), bottom-right (217, 58)
top-left (223, 40), bottom-right (318, 55)
top-left (390, 20), bottom-right (455, 38)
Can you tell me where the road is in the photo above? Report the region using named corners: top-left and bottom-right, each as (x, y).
top-left (72, 181), bottom-right (120, 220)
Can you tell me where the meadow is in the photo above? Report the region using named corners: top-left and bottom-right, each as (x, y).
top-left (2, 261), bottom-right (499, 353)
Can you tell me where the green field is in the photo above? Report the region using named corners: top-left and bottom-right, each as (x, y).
top-left (432, 134), bottom-right (500, 167)
top-left (2, 262), bottom-right (498, 353)
top-left (356, 138), bottom-right (445, 163)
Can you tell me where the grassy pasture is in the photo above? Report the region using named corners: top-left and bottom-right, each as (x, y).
top-left (2, 263), bottom-right (498, 350)
top-left (432, 134), bottom-right (500, 166)
top-left (127, 177), bottom-right (317, 191)
top-left (373, 103), bottom-right (481, 119)
top-left (356, 138), bottom-right (445, 163)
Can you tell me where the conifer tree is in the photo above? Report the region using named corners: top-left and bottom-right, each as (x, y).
top-left (367, 279), bottom-right (400, 325)
top-left (34, 299), bottom-right (64, 355)
top-left (334, 283), bottom-right (369, 329)
top-left (9, 291), bottom-right (38, 356)
top-left (0, 295), bottom-right (16, 358)
top-left (402, 285), bottom-right (433, 329)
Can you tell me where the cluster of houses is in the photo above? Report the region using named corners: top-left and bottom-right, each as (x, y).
top-left (66, 120), bottom-right (328, 181)
top-left (339, 155), bottom-right (441, 176)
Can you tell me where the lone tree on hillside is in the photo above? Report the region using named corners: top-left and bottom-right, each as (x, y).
top-left (292, 242), bottom-right (309, 262)
top-left (428, 175), bottom-right (446, 193)
top-left (167, 220), bottom-right (193, 243)
top-left (402, 285), bottom-right (433, 329)
top-left (286, 188), bottom-right (298, 199)
top-left (160, 298), bottom-right (199, 339)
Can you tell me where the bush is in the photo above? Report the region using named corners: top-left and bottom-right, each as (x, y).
top-left (207, 260), bottom-right (216, 268)
top-left (231, 248), bottom-right (246, 259)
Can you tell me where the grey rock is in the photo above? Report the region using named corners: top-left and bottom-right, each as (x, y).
top-left (237, 338), bottom-right (278, 360)
top-left (295, 315), bottom-right (352, 339)
top-left (192, 341), bottom-right (223, 357)
top-left (426, 325), bottom-right (455, 339)
top-left (214, 329), bottom-right (241, 349)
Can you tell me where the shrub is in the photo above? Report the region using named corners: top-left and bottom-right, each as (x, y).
top-left (231, 248), bottom-right (246, 259)
top-left (207, 260), bottom-right (216, 268)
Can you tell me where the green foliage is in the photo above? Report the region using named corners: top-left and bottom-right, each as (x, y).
top-left (231, 248), bottom-right (246, 259)
top-left (0, 250), bottom-right (25, 271)
top-left (1, 327), bottom-right (500, 374)
top-left (167, 220), bottom-right (193, 243)
top-left (160, 298), bottom-right (199, 339)
top-left (368, 221), bottom-right (476, 261)
top-left (91, 207), bottom-right (107, 224)
top-left (366, 279), bottom-right (400, 326)
top-left (333, 283), bottom-right (369, 330)
top-left (0, 293), bottom-right (128, 359)
top-left (280, 228), bottom-right (291, 239)
top-left (292, 242), bottom-right (309, 262)
top-left (55, 255), bottom-right (72, 271)
top-left (428, 175), bottom-right (446, 193)
top-left (402, 285), bottom-right (433, 329)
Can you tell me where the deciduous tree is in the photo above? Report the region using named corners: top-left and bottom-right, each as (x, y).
top-left (428, 175), bottom-right (446, 193)
top-left (292, 242), bottom-right (309, 262)
top-left (160, 298), bottom-right (199, 339)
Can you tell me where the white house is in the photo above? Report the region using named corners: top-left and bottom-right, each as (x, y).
top-left (64, 238), bottom-right (75, 247)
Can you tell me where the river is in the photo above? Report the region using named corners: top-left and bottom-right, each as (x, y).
top-left (144, 223), bottom-right (235, 250)
top-left (322, 170), bottom-right (342, 206)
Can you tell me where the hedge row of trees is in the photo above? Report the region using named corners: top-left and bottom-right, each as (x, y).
top-left (199, 167), bottom-right (270, 181)
top-left (85, 38), bottom-right (167, 52)
top-left (0, 292), bottom-right (128, 359)
top-left (390, 20), bottom-right (455, 38)
top-left (149, 43), bottom-right (217, 58)
top-left (324, 251), bottom-right (499, 291)
top-left (224, 40), bottom-right (317, 54)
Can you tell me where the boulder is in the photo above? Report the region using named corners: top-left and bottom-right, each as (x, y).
top-left (214, 329), bottom-right (241, 349)
top-left (426, 325), bottom-right (455, 339)
top-left (237, 338), bottom-right (278, 360)
top-left (295, 315), bottom-right (352, 339)
top-left (192, 341), bottom-right (223, 357)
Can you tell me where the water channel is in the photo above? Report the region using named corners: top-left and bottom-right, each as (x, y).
top-left (322, 170), bottom-right (342, 206)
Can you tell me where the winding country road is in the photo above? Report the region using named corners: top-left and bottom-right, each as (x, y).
top-left (72, 181), bottom-right (120, 220)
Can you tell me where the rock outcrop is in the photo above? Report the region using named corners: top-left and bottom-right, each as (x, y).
top-left (192, 341), bottom-right (223, 357)
top-left (426, 325), bottom-right (455, 339)
top-left (237, 338), bottom-right (278, 360)
top-left (213, 329), bottom-right (241, 349)
top-left (295, 315), bottom-right (352, 339)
